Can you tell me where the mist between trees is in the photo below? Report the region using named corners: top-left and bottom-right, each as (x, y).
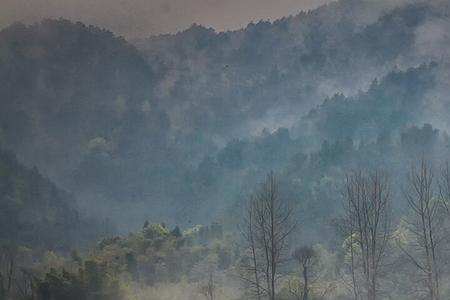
top-left (4, 159), bottom-right (450, 300)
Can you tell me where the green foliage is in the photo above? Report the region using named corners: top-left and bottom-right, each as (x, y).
top-left (86, 223), bottom-right (233, 287)
top-left (142, 224), bottom-right (169, 239)
top-left (277, 276), bottom-right (305, 300)
top-left (342, 234), bottom-right (361, 262)
top-left (27, 222), bottom-right (235, 299)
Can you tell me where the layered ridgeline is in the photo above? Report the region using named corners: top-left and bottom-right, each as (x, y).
top-left (0, 19), bottom-right (174, 226)
top-left (188, 64), bottom-right (447, 241)
top-left (134, 0), bottom-right (446, 138)
top-left (0, 0), bottom-right (450, 230)
top-left (0, 148), bottom-right (111, 252)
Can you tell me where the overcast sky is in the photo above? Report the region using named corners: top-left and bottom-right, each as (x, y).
top-left (0, 0), bottom-right (332, 38)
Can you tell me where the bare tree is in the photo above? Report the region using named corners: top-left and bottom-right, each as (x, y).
top-left (338, 170), bottom-right (391, 300)
top-left (240, 197), bottom-right (264, 300)
top-left (438, 162), bottom-right (450, 219)
top-left (399, 160), bottom-right (440, 300)
top-left (289, 245), bottom-right (335, 300)
top-left (200, 269), bottom-right (215, 300)
top-left (292, 246), bottom-right (317, 300)
top-left (14, 268), bottom-right (37, 300)
top-left (194, 253), bottom-right (217, 300)
top-left (0, 242), bottom-right (18, 298)
top-left (240, 172), bottom-right (295, 300)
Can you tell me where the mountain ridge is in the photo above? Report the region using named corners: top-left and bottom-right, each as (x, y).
top-left (0, 0), bottom-right (449, 231)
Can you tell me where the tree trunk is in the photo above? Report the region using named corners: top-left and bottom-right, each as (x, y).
top-left (303, 265), bottom-right (308, 300)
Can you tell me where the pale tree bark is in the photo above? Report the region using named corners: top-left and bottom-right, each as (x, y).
top-left (339, 170), bottom-right (390, 300)
top-left (240, 198), bottom-right (263, 300)
top-left (400, 159), bottom-right (440, 300)
top-left (240, 172), bottom-right (295, 300)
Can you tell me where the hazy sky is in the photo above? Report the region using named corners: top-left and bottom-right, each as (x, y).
top-left (0, 0), bottom-right (332, 38)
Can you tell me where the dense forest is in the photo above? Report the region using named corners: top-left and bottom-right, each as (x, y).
top-left (2, 0), bottom-right (450, 299)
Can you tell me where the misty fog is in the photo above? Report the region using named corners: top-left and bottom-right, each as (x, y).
top-left (2, 0), bottom-right (450, 299)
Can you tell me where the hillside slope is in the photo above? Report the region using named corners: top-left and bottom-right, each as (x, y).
top-left (0, 148), bottom-right (110, 252)
top-left (0, 1), bottom-right (450, 229)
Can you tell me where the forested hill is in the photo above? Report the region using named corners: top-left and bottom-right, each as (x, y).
top-left (0, 19), bottom-right (174, 227)
top-left (0, 148), bottom-right (110, 252)
top-left (0, 19), bottom-right (159, 181)
top-left (134, 0), bottom-right (442, 139)
top-left (4, 1), bottom-right (450, 299)
top-left (0, 0), bottom-right (450, 230)
top-left (184, 64), bottom-right (445, 237)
